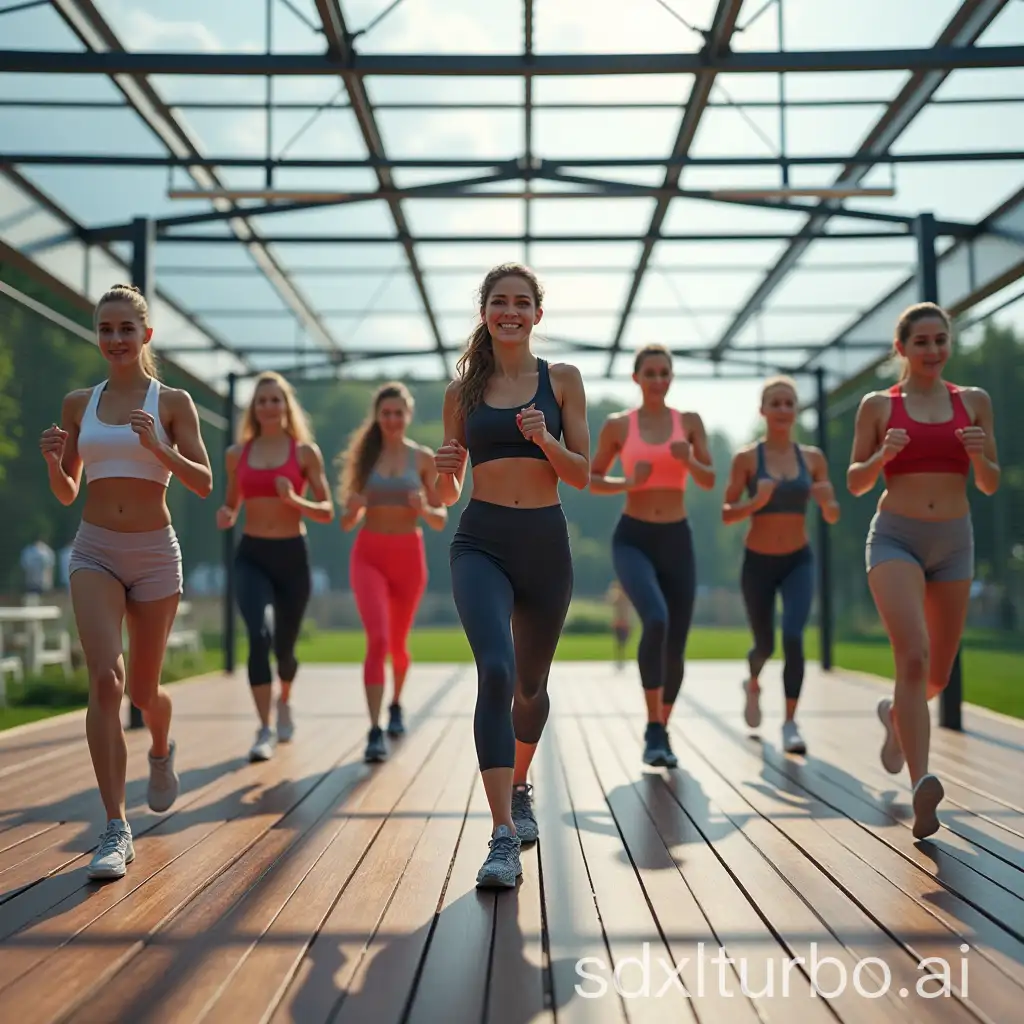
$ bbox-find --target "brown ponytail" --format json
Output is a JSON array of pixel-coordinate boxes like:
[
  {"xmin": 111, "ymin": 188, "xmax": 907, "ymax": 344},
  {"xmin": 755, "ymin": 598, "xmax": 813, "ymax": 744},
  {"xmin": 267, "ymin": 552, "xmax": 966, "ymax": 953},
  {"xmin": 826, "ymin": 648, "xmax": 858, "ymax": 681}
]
[{"xmin": 335, "ymin": 381, "xmax": 413, "ymax": 501}]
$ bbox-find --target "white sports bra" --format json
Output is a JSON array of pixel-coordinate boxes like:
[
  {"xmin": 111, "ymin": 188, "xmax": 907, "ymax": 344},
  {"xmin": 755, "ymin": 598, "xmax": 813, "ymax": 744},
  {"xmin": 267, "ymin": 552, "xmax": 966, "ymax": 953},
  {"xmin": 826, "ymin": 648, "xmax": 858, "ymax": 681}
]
[{"xmin": 78, "ymin": 378, "xmax": 172, "ymax": 487}]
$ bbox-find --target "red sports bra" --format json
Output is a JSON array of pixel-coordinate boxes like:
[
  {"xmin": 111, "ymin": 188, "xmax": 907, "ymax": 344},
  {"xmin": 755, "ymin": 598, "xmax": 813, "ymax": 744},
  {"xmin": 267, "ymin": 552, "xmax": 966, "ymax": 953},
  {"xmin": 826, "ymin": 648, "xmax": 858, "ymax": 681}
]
[
  {"xmin": 883, "ymin": 382, "xmax": 972, "ymax": 479},
  {"xmin": 236, "ymin": 438, "xmax": 308, "ymax": 499}
]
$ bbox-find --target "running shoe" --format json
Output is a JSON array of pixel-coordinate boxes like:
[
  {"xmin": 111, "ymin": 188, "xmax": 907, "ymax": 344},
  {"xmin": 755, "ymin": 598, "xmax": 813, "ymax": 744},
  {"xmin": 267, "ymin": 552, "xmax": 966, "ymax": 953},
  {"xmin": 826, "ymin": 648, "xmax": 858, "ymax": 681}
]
[
  {"xmin": 147, "ymin": 739, "xmax": 179, "ymax": 812},
  {"xmin": 912, "ymin": 774, "xmax": 944, "ymax": 839},
  {"xmin": 511, "ymin": 783, "xmax": 539, "ymax": 843},
  {"xmin": 781, "ymin": 720, "xmax": 806, "ymax": 755},
  {"xmin": 364, "ymin": 725, "xmax": 387, "ymax": 763},
  {"xmin": 743, "ymin": 678, "xmax": 762, "ymax": 729},
  {"xmin": 386, "ymin": 702, "xmax": 405, "ymax": 737},
  {"xmin": 249, "ymin": 726, "xmax": 275, "ymax": 762},
  {"xmin": 660, "ymin": 726, "xmax": 679, "ymax": 769},
  {"xmin": 642, "ymin": 722, "xmax": 669, "ymax": 767},
  {"xmin": 276, "ymin": 698, "xmax": 294, "ymax": 743},
  {"xmin": 877, "ymin": 697, "xmax": 904, "ymax": 774},
  {"xmin": 88, "ymin": 820, "xmax": 134, "ymax": 881},
  {"xmin": 476, "ymin": 825, "xmax": 522, "ymax": 889}
]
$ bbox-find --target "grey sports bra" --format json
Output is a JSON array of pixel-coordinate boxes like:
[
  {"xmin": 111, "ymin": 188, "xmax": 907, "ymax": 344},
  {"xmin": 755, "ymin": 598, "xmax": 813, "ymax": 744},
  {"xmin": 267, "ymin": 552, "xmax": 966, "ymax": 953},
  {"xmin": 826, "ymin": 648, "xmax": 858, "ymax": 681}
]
[
  {"xmin": 364, "ymin": 446, "xmax": 421, "ymax": 507},
  {"xmin": 747, "ymin": 442, "xmax": 811, "ymax": 516}
]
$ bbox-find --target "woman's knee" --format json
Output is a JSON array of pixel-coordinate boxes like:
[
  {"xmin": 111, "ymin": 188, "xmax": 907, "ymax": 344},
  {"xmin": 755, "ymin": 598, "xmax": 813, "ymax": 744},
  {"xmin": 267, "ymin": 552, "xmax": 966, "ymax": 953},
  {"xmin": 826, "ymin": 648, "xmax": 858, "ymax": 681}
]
[
  {"xmin": 893, "ymin": 643, "xmax": 929, "ymax": 682},
  {"xmin": 89, "ymin": 663, "xmax": 125, "ymax": 713}
]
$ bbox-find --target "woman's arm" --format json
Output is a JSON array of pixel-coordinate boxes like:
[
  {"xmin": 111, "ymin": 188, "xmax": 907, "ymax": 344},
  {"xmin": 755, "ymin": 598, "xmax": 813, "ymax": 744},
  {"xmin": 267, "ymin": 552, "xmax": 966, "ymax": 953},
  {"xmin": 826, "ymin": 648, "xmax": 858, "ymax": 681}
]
[
  {"xmin": 339, "ymin": 492, "xmax": 366, "ymax": 531},
  {"xmin": 216, "ymin": 445, "xmax": 242, "ymax": 529},
  {"xmin": 281, "ymin": 443, "xmax": 334, "ymax": 523},
  {"xmin": 846, "ymin": 392, "xmax": 900, "ymax": 497},
  {"xmin": 589, "ymin": 416, "xmax": 635, "ymax": 494},
  {"xmin": 721, "ymin": 449, "xmax": 771, "ymax": 524},
  {"xmin": 40, "ymin": 391, "xmax": 86, "ymax": 506},
  {"xmin": 531, "ymin": 364, "xmax": 589, "ymax": 489},
  {"xmin": 415, "ymin": 447, "xmax": 448, "ymax": 530},
  {"xmin": 805, "ymin": 446, "xmax": 841, "ymax": 524},
  {"xmin": 435, "ymin": 382, "xmax": 469, "ymax": 507},
  {"xmin": 961, "ymin": 388, "xmax": 1000, "ymax": 495},
  {"xmin": 142, "ymin": 389, "xmax": 213, "ymax": 498},
  {"xmin": 680, "ymin": 412, "xmax": 715, "ymax": 490}
]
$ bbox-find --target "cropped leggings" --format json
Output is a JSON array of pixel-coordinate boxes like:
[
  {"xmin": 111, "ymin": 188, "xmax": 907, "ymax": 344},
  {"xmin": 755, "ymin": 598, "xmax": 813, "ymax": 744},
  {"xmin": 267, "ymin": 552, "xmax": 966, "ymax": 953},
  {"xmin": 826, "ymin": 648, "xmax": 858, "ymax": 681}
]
[
  {"xmin": 235, "ymin": 534, "xmax": 311, "ymax": 688},
  {"xmin": 612, "ymin": 515, "xmax": 696, "ymax": 707},
  {"xmin": 740, "ymin": 545, "xmax": 814, "ymax": 701},
  {"xmin": 450, "ymin": 500, "xmax": 573, "ymax": 772},
  {"xmin": 350, "ymin": 528, "xmax": 427, "ymax": 687}
]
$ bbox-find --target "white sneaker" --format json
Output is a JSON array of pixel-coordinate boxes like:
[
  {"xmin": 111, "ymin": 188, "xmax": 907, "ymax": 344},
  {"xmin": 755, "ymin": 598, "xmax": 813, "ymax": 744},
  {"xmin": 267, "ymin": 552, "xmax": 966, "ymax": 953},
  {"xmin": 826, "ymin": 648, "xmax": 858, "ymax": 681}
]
[
  {"xmin": 148, "ymin": 740, "xmax": 179, "ymax": 812},
  {"xmin": 743, "ymin": 679, "xmax": 762, "ymax": 729},
  {"xmin": 877, "ymin": 698, "xmax": 904, "ymax": 774},
  {"xmin": 782, "ymin": 720, "xmax": 806, "ymax": 755},
  {"xmin": 88, "ymin": 820, "xmax": 135, "ymax": 881},
  {"xmin": 276, "ymin": 699, "xmax": 294, "ymax": 743},
  {"xmin": 249, "ymin": 725, "xmax": 275, "ymax": 762}
]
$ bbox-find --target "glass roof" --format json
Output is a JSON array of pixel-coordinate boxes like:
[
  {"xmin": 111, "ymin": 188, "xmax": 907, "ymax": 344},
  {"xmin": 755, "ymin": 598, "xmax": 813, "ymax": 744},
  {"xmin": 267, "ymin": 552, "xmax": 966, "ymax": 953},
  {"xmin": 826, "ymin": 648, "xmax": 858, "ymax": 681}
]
[{"xmin": 2, "ymin": 0, "xmax": 1023, "ymax": 440}]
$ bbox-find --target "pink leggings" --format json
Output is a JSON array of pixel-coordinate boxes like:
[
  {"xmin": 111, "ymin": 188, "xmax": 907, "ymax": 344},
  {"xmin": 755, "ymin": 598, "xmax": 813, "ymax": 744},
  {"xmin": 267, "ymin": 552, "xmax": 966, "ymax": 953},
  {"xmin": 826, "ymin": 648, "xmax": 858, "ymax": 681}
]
[{"xmin": 350, "ymin": 529, "xmax": 427, "ymax": 687}]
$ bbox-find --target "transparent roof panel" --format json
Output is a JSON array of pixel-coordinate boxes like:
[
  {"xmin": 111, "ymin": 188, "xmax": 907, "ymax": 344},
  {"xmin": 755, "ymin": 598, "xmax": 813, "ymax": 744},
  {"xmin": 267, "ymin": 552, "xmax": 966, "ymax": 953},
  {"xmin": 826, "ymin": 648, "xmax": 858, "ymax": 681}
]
[
  {"xmin": 534, "ymin": 109, "xmax": 686, "ymax": 161},
  {"xmin": 348, "ymin": 0, "xmax": 524, "ymax": 54},
  {"xmin": 1, "ymin": 1, "xmax": 84, "ymax": 50},
  {"xmin": 531, "ymin": 75, "xmax": 693, "ymax": 106}
]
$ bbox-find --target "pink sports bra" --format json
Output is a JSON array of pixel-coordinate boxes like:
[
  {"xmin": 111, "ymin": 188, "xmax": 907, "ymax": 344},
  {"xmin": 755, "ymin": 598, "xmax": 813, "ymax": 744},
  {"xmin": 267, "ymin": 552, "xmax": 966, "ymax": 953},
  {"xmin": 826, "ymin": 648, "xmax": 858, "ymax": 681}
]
[{"xmin": 619, "ymin": 408, "xmax": 689, "ymax": 492}]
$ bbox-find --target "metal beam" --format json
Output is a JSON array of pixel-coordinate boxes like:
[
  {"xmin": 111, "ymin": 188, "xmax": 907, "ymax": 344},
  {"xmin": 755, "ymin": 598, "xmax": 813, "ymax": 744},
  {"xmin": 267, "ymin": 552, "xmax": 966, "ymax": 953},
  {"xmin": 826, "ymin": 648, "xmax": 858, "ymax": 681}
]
[
  {"xmin": 48, "ymin": 0, "xmax": 341, "ymax": 361},
  {"xmin": 708, "ymin": 0, "xmax": 1013, "ymax": 361},
  {"xmin": 605, "ymin": 0, "xmax": 745, "ymax": 375},
  {"xmin": 313, "ymin": 0, "xmax": 449, "ymax": 377},
  {"xmin": 1, "ymin": 44, "xmax": 1023, "ymax": 76}
]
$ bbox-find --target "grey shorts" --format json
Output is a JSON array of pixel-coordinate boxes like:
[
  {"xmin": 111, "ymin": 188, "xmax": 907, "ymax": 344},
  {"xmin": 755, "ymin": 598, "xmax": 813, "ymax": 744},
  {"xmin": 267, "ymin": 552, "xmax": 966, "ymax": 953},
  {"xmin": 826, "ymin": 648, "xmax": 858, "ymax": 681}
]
[
  {"xmin": 865, "ymin": 509, "xmax": 973, "ymax": 582},
  {"xmin": 69, "ymin": 521, "xmax": 183, "ymax": 602}
]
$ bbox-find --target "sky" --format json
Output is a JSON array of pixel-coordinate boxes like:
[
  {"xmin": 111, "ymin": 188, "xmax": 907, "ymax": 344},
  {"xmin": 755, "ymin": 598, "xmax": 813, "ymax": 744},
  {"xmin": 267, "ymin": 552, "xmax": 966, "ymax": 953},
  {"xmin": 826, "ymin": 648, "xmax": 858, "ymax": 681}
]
[{"xmin": 1, "ymin": 0, "xmax": 1023, "ymax": 445}]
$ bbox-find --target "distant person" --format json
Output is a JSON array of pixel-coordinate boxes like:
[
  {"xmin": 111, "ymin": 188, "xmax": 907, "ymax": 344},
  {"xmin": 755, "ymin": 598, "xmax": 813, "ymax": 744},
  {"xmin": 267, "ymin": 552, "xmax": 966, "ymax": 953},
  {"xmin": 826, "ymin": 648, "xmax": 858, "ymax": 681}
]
[
  {"xmin": 39, "ymin": 283, "xmax": 213, "ymax": 881},
  {"xmin": 721, "ymin": 375, "xmax": 840, "ymax": 756},
  {"xmin": 20, "ymin": 538, "xmax": 55, "ymax": 603},
  {"xmin": 847, "ymin": 302, "xmax": 1000, "ymax": 840},
  {"xmin": 337, "ymin": 381, "xmax": 447, "ymax": 764},
  {"xmin": 216, "ymin": 371, "xmax": 333, "ymax": 762},
  {"xmin": 606, "ymin": 580, "xmax": 632, "ymax": 669},
  {"xmin": 435, "ymin": 262, "xmax": 589, "ymax": 889},
  {"xmin": 589, "ymin": 345, "xmax": 715, "ymax": 769}
]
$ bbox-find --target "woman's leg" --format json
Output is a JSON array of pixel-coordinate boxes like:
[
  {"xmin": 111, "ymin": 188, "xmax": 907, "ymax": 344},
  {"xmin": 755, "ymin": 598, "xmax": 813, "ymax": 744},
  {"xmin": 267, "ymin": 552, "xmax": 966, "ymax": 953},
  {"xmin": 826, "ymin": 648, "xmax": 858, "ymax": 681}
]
[
  {"xmin": 924, "ymin": 581, "xmax": 972, "ymax": 700},
  {"xmin": 270, "ymin": 542, "xmax": 312, "ymax": 739},
  {"xmin": 234, "ymin": 549, "xmax": 277, "ymax": 760},
  {"xmin": 384, "ymin": 536, "xmax": 427, "ymax": 735},
  {"xmin": 125, "ymin": 591, "xmax": 181, "ymax": 810},
  {"xmin": 658, "ymin": 522, "xmax": 697, "ymax": 728},
  {"xmin": 350, "ymin": 539, "xmax": 391, "ymax": 760},
  {"xmin": 779, "ymin": 550, "xmax": 814, "ymax": 719},
  {"xmin": 739, "ymin": 550, "xmax": 777, "ymax": 730}
]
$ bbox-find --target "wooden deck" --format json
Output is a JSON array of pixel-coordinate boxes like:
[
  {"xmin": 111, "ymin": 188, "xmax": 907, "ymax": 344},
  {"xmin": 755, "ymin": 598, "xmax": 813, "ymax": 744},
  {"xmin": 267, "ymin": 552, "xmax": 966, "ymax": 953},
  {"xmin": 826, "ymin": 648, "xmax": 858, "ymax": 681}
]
[{"xmin": 0, "ymin": 659, "xmax": 1021, "ymax": 1023}]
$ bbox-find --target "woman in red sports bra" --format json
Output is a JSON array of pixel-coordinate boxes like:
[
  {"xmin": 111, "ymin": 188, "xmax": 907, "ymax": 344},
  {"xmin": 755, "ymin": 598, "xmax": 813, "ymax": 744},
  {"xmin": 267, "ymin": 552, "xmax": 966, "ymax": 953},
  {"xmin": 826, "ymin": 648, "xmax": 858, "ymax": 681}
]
[
  {"xmin": 216, "ymin": 372, "xmax": 333, "ymax": 762},
  {"xmin": 848, "ymin": 302, "xmax": 1000, "ymax": 839},
  {"xmin": 590, "ymin": 344, "xmax": 715, "ymax": 769}
]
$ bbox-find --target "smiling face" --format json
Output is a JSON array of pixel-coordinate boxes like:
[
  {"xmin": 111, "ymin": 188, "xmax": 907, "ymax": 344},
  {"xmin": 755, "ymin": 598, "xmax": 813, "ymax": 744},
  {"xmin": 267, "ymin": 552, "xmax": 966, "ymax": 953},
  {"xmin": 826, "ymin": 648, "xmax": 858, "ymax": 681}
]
[
  {"xmin": 897, "ymin": 315, "xmax": 951, "ymax": 381},
  {"xmin": 484, "ymin": 274, "xmax": 543, "ymax": 347},
  {"xmin": 633, "ymin": 351, "xmax": 673, "ymax": 401},
  {"xmin": 95, "ymin": 300, "xmax": 152, "ymax": 369},
  {"xmin": 761, "ymin": 382, "xmax": 798, "ymax": 432},
  {"xmin": 253, "ymin": 379, "xmax": 288, "ymax": 432},
  {"xmin": 376, "ymin": 395, "xmax": 410, "ymax": 440}
]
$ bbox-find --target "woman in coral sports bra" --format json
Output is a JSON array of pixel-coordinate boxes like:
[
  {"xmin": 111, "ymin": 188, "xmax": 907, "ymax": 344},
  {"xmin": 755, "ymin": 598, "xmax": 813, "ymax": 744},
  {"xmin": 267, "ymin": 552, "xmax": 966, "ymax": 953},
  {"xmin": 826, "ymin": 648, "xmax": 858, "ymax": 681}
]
[
  {"xmin": 216, "ymin": 372, "xmax": 333, "ymax": 763},
  {"xmin": 590, "ymin": 344, "xmax": 715, "ymax": 768},
  {"xmin": 848, "ymin": 302, "xmax": 1000, "ymax": 839}
]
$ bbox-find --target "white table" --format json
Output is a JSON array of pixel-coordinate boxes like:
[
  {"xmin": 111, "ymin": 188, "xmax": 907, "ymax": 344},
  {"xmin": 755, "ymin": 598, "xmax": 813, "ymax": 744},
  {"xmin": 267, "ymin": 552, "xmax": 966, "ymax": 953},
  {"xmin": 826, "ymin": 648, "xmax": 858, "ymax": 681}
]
[{"xmin": 0, "ymin": 605, "xmax": 62, "ymax": 677}]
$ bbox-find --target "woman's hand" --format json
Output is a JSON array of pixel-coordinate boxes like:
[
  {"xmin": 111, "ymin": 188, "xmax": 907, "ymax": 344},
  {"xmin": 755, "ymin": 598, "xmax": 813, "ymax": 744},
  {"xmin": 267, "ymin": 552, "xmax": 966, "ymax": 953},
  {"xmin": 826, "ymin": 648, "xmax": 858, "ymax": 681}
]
[
  {"xmin": 216, "ymin": 505, "xmax": 237, "ymax": 530},
  {"xmin": 669, "ymin": 439, "xmax": 691, "ymax": 464},
  {"xmin": 275, "ymin": 475, "xmax": 297, "ymax": 504},
  {"xmin": 517, "ymin": 404, "xmax": 549, "ymax": 446},
  {"xmin": 129, "ymin": 408, "xmax": 163, "ymax": 452},
  {"xmin": 40, "ymin": 423, "xmax": 68, "ymax": 467},
  {"xmin": 435, "ymin": 438, "xmax": 468, "ymax": 475}
]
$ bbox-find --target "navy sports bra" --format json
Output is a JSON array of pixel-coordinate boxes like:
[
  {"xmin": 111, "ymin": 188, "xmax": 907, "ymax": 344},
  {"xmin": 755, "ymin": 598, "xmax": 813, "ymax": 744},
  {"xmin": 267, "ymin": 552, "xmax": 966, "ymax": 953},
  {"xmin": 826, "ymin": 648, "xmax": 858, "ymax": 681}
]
[
  {"xmin": 747, "ymin": 442, "xmax": 811, "ymax": 516},
  {"xmin": 464, "ymin": 358, "xmax": 563, "ymax": 467}
]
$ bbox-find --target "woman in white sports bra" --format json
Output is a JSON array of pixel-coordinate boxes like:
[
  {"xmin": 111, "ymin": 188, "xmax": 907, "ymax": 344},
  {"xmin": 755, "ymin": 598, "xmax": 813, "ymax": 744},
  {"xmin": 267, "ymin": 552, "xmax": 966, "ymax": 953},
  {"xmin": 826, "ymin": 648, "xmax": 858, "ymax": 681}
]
[{"xmin": 39, "ymin": 284, "xmax": 213, "ymax": 883}]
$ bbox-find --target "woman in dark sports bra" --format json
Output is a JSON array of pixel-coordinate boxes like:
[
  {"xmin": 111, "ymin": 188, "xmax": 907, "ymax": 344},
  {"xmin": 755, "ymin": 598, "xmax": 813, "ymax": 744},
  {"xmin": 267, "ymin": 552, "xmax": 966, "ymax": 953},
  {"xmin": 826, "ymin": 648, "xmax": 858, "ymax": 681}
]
[
  {"xmin": 722, "ymin": 375, "xmax": 840, "ymax": 754},
  {"xmin": 337, "ymin": 382, "xmax": 447, "ymax": 764},
  {"xmin": 435, "ymin": 262, "xmax": 590, "ymax": 890}
]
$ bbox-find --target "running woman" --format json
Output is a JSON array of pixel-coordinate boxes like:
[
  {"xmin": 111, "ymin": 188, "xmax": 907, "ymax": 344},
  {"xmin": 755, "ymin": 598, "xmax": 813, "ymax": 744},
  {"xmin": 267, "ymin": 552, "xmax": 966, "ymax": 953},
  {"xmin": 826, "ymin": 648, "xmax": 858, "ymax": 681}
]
[
  {"xmin": 216, "ymin": 371, "xmax": 333, "ymax": 762},
  {"xmin": 39, "ymin": 283, "xmax": 213, "ymax": 881},
  {"xmin": 589, "ymin": 344, "xmax": 715, "ymax": 768},
  {"xmin": 847, "ymin": 302, "xmax": 999, "ymax": 839},
  {"xmin": 435, "ymin": 263, "xmax": 589, "ymax": 889},
  {"xmin": 722, "ymin": 375, "xmax": 841, "ymax": 755},
  {"xmin": 337, "ymin": 382, "xmax": 447, "ymax": 764}
]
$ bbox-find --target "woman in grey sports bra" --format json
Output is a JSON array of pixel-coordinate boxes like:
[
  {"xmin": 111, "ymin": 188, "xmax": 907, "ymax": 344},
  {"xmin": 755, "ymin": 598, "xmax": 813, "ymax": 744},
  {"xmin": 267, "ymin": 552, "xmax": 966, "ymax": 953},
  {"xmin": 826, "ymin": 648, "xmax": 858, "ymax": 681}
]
[
  {"xmin": 337, "ymin": 382, "xmax": 447, "ymax": 764},
  {"xmin": 722, "ymin": 375, "xmax": 840, "ymax": 756}
]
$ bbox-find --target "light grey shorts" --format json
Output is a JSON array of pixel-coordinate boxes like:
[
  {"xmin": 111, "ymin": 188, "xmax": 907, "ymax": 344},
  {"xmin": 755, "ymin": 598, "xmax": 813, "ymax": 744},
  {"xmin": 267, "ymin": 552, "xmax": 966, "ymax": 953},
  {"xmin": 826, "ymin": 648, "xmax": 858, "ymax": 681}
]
[
  {"xmin": 865, "ymin": 509, "xmax": 973, "ymax": 583},
  {"xmin": 69, "ymin": 521, "xmax": 183, "ymax": 602}
]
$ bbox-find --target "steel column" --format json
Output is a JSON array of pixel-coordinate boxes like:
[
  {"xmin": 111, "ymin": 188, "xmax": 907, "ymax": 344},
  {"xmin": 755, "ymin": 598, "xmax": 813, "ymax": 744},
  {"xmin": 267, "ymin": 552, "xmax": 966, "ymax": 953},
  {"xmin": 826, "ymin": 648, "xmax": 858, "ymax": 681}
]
[
  {"xmin": 815, "ymin": 366, "xmax": 833, "ymax": 671},
  {"xmin": 223, "ymin": 373, "xmax": 237, "ymax": 675}
]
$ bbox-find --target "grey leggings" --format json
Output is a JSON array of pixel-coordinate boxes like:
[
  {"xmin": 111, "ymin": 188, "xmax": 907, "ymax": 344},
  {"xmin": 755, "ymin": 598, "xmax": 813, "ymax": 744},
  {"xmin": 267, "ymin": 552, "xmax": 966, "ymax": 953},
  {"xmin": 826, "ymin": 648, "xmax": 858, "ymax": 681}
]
[{"xmin": 450, "ymin": 500, "xmax": 573, "ymax": 772}]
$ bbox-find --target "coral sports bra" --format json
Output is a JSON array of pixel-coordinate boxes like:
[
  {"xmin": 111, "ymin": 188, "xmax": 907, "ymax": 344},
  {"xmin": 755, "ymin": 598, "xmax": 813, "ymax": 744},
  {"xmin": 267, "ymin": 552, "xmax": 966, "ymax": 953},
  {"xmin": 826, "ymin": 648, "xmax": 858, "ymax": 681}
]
[
  {"xmin": 78, "ymin": 378, "xmax": 171, "ymax": 487},
  {"xmin": 236, "ymin": 438, "xmax": 307, "ymax": 499},
  {"xmin": 883, "ymin": 382, "xmax": 972, "ymax": 480},
  {"xmin": 619, "ymin": 408, "xmax": 689, "ymax": 491}
]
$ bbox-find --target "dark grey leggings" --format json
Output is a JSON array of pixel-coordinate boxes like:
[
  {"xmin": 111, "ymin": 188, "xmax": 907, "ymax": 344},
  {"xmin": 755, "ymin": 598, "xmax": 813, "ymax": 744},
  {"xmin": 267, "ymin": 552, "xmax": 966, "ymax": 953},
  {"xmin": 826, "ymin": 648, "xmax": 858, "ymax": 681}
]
[
  {"xmin": 611, "ymin": 515, "xmax": 696, "ymax": 707},
  {"xmin": 740, "ymin": 545, "xmax": 814, "ymax": 700},
  {"xmin": 450, "ymin": 500, "xmax": 573, "ymax": 772},
  {"xmin": 235, "ymin": 534, "xmax": 311, "ymax": 688}
]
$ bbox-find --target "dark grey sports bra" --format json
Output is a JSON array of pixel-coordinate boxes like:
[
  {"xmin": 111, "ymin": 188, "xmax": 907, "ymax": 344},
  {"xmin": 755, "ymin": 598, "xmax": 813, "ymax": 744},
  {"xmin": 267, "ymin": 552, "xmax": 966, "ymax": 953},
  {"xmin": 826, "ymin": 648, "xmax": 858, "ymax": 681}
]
[
  {"xmin": 364, "ymin": 447, "xmax": 420, "ymax": 507},
  {"xmin": 747, "ymin": 442, "xmax": 811, "ymax": 516}
]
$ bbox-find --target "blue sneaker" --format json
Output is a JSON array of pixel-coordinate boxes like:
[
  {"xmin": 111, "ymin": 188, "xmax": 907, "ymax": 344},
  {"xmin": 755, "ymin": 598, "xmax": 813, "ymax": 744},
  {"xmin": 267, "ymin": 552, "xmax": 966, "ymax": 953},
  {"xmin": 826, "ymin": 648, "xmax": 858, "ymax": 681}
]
[
  {"xmin": 364, "ymin": 726, "xmax": 387, "ymax": 763},
  {"xmin": 386, "ymin": 703, "xmax": 405, "ymax": 737},
  {"xmin": 643, "ymin": 722, "xmax": 670, "ymax": 767},
  {"xmin": 476, "ymin": 825, "xmax": 522, "ymax": 889}
]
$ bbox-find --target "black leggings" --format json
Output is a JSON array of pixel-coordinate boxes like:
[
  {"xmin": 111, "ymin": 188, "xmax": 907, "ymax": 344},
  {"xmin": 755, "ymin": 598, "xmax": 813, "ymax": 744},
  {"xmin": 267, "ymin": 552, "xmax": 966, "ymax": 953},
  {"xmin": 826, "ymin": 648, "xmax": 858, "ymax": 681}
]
[
  {"xmin": 450, "ymin": 500, "xmax": 573, "ymax": 772},
  {"xmin": 235, "ymin": 534, "xmax": 312, "ymax": 688},
  {"xmin": 611, "ymin": 515, "xmax": 696, "ymax": 706},
  {"xmin": 740, "ymin": 545, "xmax": 814, "ymax": 701}
]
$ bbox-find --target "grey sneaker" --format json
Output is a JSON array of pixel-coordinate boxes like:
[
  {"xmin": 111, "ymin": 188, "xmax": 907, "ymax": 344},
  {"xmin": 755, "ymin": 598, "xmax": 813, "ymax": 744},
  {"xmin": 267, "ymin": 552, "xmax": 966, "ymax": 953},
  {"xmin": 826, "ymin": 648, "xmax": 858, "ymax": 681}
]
[
  {"xmin": 912, "ymin": 774, "xmax": 944, "ymax": 839},
  {"xmin": 476, "ymin": 825, "xmax": 522, "ymax": 889},
  {"xmin": 743, "ymin": 678, "xmax": 762, "ymax": 729},
  {"xmin": 276, "ymin": 699, "xmax": 294, "ymax": 743},
  {"xmin": 782, "ymin": 720, "xmax": 806, "ymax": 755},
  {"xmin": 364, "ymin": 726, "xmax": 387, "ymax": 763},
  {"xmin": 877, "ymin": 698, "xmax": 904, "ymax": 774},
  {"xmin": 249, "ymin": 726, "xmax": 275, "ymax": 762},
  {"xmin": 511, "ymin": 783, "xmax": 538, "ymax": 843},
  {"xmin": 88, "ymin": 820, "xmax": 135, "ymax": 881},
  {"xmin": 147, "ymin": 740, "xmax": 179, "ymax": 812}
]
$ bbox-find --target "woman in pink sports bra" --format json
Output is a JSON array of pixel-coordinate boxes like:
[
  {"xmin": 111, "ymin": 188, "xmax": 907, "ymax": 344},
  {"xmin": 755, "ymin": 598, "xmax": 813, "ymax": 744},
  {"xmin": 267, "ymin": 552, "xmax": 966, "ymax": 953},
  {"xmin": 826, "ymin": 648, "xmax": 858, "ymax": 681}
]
[
  {"xmin": 217, "ymin": 371, "xmax": 333, "ymax": 763},
  {"xmin": 590, "ymin": 344, "xmax": 715, "ymax": 768}
]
